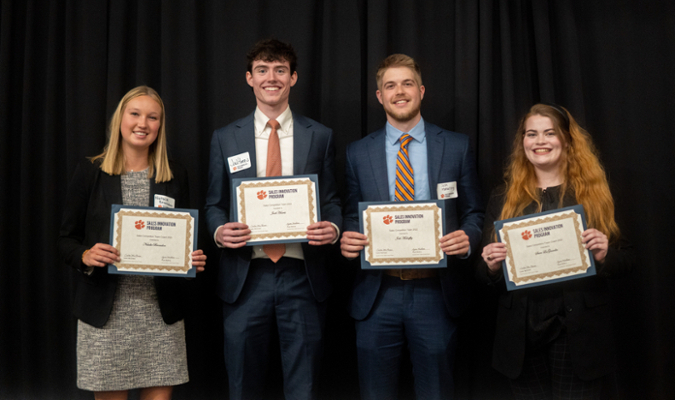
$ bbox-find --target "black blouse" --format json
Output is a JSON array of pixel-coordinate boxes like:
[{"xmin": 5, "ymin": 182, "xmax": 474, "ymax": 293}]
[{"xmin": 522, "ymin": 186, "xmax": 573, "ymax": 351}]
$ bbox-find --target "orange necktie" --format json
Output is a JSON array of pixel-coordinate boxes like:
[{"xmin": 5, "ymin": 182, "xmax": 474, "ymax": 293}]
[
  {"xmin": 263, "ymin": 119, "xmax": 285, "ymax": 262},
  {"xmin": 394, "ymin": 133, "xmax": 415, "ymax": 201}
]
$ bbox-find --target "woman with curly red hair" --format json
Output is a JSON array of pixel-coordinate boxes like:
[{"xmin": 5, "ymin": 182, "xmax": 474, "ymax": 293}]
[{"xmin": 478, "ymin": 104, "xmax": 634, "ymax": 399}]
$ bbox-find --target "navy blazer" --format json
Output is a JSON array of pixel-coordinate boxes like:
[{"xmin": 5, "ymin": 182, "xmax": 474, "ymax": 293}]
[
  {"xmin": 344, "ymin": 122, "xmax": 484, "ymax": 320},
  {"xmin": 204, "ymin": 112, "xmax": 342, "ymax": 304},
  {"xmin": 58, "ymin": 158, "xmax": 191, "ymax": 328}
]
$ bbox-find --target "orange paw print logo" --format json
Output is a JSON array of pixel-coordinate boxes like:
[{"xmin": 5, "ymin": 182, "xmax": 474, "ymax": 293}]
[
  {"xmin": 135, "ymin": 220, "xmax": 145, "ymax": 230},
  {"xmin": 257, "ymin": 190, "xmax": 267, "ymax": 200},
  {"xmin": 383, "ymin": 215, "xmax": 393, "ymax": 225},
  {"xmin": 521, "ymin": 230, "xmax": 532, "ymax": 240}
]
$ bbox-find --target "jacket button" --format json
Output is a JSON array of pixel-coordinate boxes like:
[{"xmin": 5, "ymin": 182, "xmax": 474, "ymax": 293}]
[{"xmin": 567, "ymin": 306, "xmax": 573, "ymax": 312}]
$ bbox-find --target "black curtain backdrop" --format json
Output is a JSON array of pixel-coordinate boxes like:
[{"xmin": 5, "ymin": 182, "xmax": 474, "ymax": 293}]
[{"xmin": 1, "ymin": 1, "xmax": 673, "ymax": 399}]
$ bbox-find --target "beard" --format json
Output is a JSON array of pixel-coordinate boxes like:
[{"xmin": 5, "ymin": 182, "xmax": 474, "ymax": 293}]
[{"xmin": 384, "ymin": 102, "xmax": 421, "ymax": 123}]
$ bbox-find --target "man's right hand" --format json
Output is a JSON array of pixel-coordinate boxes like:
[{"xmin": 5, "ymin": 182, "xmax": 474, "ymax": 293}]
[
  {"xmin": 340, "ymin": 231, "xmax": 369, "ymax": 259},
  {"xmin": 216, "ymin": 222, "xmax": 251, "ymax": 248}
]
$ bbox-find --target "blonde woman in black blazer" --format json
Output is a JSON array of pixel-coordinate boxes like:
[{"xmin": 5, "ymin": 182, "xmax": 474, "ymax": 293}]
[{"xmin": 58, "ymin": 86, "xmax": 205, "ymax": 400}]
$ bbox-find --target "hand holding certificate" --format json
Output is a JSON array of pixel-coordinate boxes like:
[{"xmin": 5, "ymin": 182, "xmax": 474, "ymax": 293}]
[
  {"xmin": 495, "ymin": 205, "xmax": 596, "ymax": 290},
  {"xmin": 108, "ymin": 205, "xmax": 198, "ymax": 277},
  {"xmin": 232, "ymin": 175, "xmax": 320, "ymax": 245},
  {"xmin": 359, "ymin": 201, "xmax": 446, "ymax": 269}
]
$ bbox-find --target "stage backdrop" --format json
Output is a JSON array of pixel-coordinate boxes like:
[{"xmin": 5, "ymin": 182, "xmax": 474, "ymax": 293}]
[{"xmin": 1, "ymin": 1, "xmax": 673, "ymax": 399}]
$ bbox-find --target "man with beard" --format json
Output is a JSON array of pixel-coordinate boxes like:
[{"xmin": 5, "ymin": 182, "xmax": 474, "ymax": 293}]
[{"xmin": 340, "ymin": 54, "xmax": 484, "ymax": 399}]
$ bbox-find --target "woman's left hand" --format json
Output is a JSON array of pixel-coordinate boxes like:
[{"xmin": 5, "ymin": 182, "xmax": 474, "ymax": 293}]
[
  {"xmin": 191, "ymin": 249, "xmax": 207, "ymax": 272},
  {"xmin": 582, "ymin": 228, "xmax": 608, "ymax": 263}
]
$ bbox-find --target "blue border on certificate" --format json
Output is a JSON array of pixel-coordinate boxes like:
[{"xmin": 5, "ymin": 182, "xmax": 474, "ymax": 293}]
[
  {"xmin": 108, "ymin": 205, "xmax": 198, "ymax": 278},
  {"xmin": 231, "ymin": 174, "xmax": 320, "ymax": 245},
  {"xmin": 494, "ymin": 204, "xmax": 596, "ymax": 291},
  {"xmin": 358, "ymin": 200, "xmax": 447, "ymax": 270}
]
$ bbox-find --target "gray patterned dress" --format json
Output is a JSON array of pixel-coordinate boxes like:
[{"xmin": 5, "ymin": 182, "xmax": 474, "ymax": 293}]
[{"xmin": 76, "ymin": 169, "xmax": 188, "ymax": 391}]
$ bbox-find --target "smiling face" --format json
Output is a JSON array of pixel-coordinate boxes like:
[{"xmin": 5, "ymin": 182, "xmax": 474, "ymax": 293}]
[
  {"xmin": 523, "ymin": 114, "xmax": 566, "ymax": 174},
  {"xmin": 120, "ymin": 95, "xmax": 161, "ymax": 154},
  {"xmin": 376, "ymin": 66, "xmax": 425, "ymax": 128},
  {"xmin": 246, "ymin": 59, "xmax": 297, "ymax": 116}
]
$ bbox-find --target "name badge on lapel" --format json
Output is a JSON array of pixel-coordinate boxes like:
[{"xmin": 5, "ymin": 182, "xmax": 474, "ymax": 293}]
[
  {"xmin": 154, "ymin": 194, "xmax": 175, "ymax": 208},
  {"xmin": 437, "ymin": 181, "xmax": 458, "ymax": 199},
  {"xmin": 228, "ymin": 152, "xmax": 251, "ymax": 173}
]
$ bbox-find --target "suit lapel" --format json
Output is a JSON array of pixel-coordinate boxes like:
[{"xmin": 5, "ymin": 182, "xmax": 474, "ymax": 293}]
[
  {"xmin": 100, "ymin": 172, "xmax": 123, "ymax": 206},
  {"xmin": 233, "ymin": 114, "xmax": 258, "ymax": 179},
  {"xmin": 149, "ymin": 177, "xmax": 167, "ymax": 207},
  {"xmin": 293, "ymin": 114, "xmax": 312, "ymax": 175},
  {"xmin": 368, "ymin": 129, "xmax": 390, "ymax": 201},
  {"xmin": 426, "ymin": 123, "xmax": 444, "ymax": 199}
]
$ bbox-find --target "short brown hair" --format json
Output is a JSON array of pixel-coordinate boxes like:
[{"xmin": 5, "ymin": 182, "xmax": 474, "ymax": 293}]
[
  {"xmin": 376, "ymin": 54, "xmax": 422, "ymax": 90},
  {"xmin": 246, "ymin": 39, "xmax": 298, "ymax": 74}
]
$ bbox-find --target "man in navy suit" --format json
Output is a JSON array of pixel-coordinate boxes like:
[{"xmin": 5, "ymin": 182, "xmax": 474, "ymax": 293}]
[
  {"xmin": 340, "ymin": 54, "xmax": 484, "ymax": 399},
  {"xmin": 205, "ymin": 39, "xmax": 341, "ymax": 400}
]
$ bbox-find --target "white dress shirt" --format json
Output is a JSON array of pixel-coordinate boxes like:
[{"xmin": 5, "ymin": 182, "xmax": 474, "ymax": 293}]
[
  {"xmin": 251, "ymin": 106, "xmax": 304, "ymax": 260},
  {"xmin": 214, "ymin": 106, "xmax": 338, "ymax": 258}
]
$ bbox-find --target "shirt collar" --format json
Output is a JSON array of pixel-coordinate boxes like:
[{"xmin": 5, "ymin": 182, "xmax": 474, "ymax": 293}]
[
  {"xmin": 385, "ymin": 117, "xmax": 426, "ymax": 145},
  {"xmin": 254, "ymin": 106, "xmax": 293, "ymax": 137}
]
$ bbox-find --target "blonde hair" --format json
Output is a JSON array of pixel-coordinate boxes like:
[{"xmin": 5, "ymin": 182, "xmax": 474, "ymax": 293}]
[
  {"xmin": 500, "ymin": 104, "xmax": 620, "ymax": 241},
  {"xmin": 91, "ymin": 85, "xmax": 173, "ymax": 182},
  {"xmin": 376, "ymin": 54, "xmax": 423, "ymax": 90}
]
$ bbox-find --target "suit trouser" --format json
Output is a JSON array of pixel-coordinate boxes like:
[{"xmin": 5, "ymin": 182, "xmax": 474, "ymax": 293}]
[
  {"xmin": 222, "ymin": 257, "xmax": 326, "ymax": 400},
  {"xmin": 355, "ymin": 275, "xmax": 458, "ymax": 400}
]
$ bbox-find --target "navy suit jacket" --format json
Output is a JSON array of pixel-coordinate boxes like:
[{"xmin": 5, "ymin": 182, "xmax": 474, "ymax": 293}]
[
  {"xmin": 58, "ymin": 158, "xmax": 191, "ymax": 327},
  {"xmin": 344, "ymin": 122, "xmax": 484, "ymax": 320},
  {"xmin": 205, "ymin": 112, "xmax": 342, "ymax": 304}
]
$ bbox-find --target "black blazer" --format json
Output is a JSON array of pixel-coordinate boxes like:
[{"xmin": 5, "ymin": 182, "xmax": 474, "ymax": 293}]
[
  {"xmin": 58, "ymin": 158, "xmax": 191, "ymax": 328},
  {"xmin": 477, "ymin": 186, "xmax": 635, "ymax": 380}
]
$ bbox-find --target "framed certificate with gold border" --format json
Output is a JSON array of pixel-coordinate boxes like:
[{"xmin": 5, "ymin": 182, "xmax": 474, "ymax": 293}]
[
  {"xmin": 495, "ymin": 205, "xmax": 596, "ymax": 291},
  {"xmin": 231, "ymin": 175, "xmax": 320, "ymax": 245},
  {"xmin": 359, "ymin": 200, "xmax": 446, "ymax": 269},
  {"xmin": 108, "ymin": 205, "xmax": 198, "ymax": 277}
]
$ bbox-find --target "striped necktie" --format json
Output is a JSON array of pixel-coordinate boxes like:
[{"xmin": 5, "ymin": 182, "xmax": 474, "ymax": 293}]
[{"xmin": 395, "ymin": 133, "xmax": 415, "ymax": 201}]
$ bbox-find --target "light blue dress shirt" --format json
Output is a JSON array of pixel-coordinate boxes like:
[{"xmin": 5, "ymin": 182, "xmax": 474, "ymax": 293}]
[
  {"xmin": 385, "ymin": 118, "xmax": 430, "ymax": 201},
  {"xmin": 385, "ymin": 117, "xmax": 471, "ymax": 257}
]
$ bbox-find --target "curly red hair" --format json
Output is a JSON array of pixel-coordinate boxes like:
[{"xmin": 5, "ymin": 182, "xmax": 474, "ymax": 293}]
[{"xmin": 500, "ymin": 104, "xmax": 620, "ymax": 241}]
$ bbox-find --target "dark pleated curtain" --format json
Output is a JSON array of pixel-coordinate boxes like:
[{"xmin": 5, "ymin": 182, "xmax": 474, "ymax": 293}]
[{"xmin": 1, "ymin": 1, "xmax": 673, "ymax": 399}]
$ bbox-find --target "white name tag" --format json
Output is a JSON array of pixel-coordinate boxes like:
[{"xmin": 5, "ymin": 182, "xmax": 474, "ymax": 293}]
[
  {"xmin": 154, "ymin": 194, "xmax": 176, "ymax": 208},
  {"xmin": 228, "ymin": 152, "xmax": 252, "ymax": 173},
  {"xmin": 437, "ymin": 181, "xmax": 458, "ymax": 199}
]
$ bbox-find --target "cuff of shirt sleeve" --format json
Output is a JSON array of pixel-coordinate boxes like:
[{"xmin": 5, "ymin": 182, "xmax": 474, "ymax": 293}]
[
  {"xmin": 214, "ymin": 225, "xmax": 225, "ymax": 248},
  {"xmin": 458, "ymin": 244, "xmax": 471, "ymax": 259},
  {"xmin": 330, "ymin": 223, "xmax": 340, "ymax": 245}
]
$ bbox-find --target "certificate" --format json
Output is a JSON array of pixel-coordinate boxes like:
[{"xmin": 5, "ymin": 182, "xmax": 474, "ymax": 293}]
[
  {"xmin": 232, "ymin": 175, "xmax": 320, "ymax": 245},
  {"xmin": 108, "ymin": 205, "xmax": 198, "ymax": 277},
  {"xmin": 359, "ymin": 200, "xmax": 446, "ymax": 269},
  {"xmin": 495, "ymin": 205, "xmax": 596, "ymax": 291}
]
